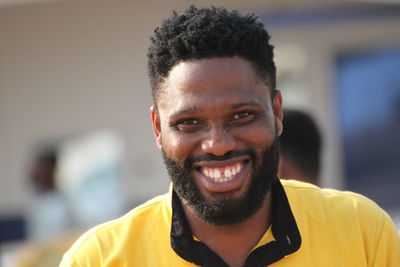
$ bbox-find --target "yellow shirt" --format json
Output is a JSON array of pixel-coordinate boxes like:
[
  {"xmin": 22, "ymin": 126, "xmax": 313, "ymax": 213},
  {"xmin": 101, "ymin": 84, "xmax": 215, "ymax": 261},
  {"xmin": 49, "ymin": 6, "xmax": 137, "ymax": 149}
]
[{"xmin": 60, "ymin": 180, "xmax": 400, "ymax": 266}]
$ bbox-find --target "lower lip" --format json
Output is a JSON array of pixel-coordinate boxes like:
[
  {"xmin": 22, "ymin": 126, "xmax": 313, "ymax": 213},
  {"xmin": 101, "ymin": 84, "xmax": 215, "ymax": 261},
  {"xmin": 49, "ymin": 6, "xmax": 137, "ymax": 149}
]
[{"xmin": 194, "ymin": 161, "xmax": 250, "ymax": 193}]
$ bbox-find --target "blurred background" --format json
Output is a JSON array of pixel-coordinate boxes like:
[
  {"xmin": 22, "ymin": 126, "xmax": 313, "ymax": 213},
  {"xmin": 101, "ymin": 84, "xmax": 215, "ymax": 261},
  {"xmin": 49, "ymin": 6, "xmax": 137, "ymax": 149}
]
[{"xmin": 0, "ymin": 0, "xmax": 399, "ymax": 266}]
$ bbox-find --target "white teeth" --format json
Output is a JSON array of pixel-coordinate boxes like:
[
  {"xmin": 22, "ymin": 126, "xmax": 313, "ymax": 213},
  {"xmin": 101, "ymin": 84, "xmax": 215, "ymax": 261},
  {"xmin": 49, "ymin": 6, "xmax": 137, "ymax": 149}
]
[
  {"xmin": 201, "ymin": 162, "xmax": 243, "ymax": 183},
  {"xmin": 236, "ymin": 164, "xmax": 241, "ymax": 173},
  {"xmin": 209, "ymin": 170, "xmax": 214, "ymax": 178},
  {"xmin": 216, "ymin": 178, "xmax": 228, "ymax": 183}
]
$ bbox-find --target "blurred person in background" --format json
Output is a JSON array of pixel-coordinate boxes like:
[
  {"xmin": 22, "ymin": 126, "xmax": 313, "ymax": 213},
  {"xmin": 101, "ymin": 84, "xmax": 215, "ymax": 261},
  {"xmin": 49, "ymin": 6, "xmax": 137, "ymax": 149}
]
[
  {"xmin": 60, "ymin": 5, "xmax": 400, "ymax": 267},
  {"xmin": 8, "ymin": 147, "xmax": 77, "ymax": 267},
  {"xmin": 279, "ymin": 109, "xmax": 321, "ymax": 185},
  {"xmin": 27, "ymin": 147, "xmax": 72, "ymax": 241}
]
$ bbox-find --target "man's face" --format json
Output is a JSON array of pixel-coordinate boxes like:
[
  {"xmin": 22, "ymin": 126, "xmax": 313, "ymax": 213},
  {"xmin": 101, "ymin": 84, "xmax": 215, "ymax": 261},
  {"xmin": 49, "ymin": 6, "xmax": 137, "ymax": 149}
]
[{"xmin": 151, "ymin": 56, "xmax": 283, "ymax": 225}]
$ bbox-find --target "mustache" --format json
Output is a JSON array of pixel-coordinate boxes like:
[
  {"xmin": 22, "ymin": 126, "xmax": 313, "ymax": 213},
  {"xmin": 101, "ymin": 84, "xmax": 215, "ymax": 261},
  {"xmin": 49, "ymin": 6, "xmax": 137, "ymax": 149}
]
[{"xmin": 184, "ymin": 149, "xmax": 256, "ymax": 169}]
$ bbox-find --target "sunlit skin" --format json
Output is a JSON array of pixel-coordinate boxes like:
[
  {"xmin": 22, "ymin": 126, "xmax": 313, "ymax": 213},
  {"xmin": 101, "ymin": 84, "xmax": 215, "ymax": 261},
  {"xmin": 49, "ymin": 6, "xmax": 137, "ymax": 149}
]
[{"xmin": 151, "ymin": 56, "xmax": 283, "ymax": 267}]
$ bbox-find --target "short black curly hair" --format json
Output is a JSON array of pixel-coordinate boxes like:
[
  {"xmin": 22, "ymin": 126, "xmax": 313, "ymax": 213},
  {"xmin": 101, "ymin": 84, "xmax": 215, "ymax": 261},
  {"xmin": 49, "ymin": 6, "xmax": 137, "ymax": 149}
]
[{"xmin": 147, "ymin": 5, "xmax": 276, "ymax": 104}]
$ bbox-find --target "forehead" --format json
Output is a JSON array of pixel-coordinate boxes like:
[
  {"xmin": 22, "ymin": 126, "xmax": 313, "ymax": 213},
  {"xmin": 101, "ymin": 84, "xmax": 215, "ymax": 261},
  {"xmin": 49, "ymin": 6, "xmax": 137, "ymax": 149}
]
[{"xmin": 157, "ymin": 57, "xmax": 271, "ymax": 111}]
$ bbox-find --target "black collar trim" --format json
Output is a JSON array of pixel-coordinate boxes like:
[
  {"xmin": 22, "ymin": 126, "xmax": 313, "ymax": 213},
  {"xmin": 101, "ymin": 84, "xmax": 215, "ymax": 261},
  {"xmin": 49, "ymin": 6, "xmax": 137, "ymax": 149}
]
[{"xmin": 170, "ymin": 178, "xmax": 301, "ymax": 267}]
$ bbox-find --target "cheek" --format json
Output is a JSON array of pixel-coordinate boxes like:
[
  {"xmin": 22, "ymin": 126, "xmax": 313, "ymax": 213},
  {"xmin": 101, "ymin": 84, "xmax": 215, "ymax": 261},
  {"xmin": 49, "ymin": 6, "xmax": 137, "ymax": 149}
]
[
  {"xmin": 235, "ymin": 123, "xmax": 276, "ymax": 148},
  {"xmin": 161, "ymin": 131, "xmax": 200, "ymax": 163}
]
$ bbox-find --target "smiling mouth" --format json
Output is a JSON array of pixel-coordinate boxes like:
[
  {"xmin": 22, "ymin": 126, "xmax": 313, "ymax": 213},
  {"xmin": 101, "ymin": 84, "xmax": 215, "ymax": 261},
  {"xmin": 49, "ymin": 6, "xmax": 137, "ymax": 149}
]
[
  {"xmin": 194, "ymin": 157, "xmax": 250, "ymax": 184},
  {"xmin": 200, "ymin": 162, "xmax": 243, "ymax": 182}
]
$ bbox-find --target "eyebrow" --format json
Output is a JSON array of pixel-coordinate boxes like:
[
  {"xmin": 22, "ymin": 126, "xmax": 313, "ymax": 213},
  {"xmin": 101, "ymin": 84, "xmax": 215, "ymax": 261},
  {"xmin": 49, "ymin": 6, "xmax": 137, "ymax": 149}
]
[
  {"xmin": 170, "ymin": 101, "xmax": 264, "ymax": 118},
  {"xmin": 230, "ymin": 101, "xmax": 264, "ymax": 109},
  {"xmin": 170, "ymin": 106, "xmax": 201, "ymax": 118}
]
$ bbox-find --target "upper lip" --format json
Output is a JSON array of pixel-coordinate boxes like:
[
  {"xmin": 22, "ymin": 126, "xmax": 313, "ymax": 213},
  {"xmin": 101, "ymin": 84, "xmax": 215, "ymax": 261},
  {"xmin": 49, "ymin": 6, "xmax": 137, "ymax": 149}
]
[{"xmin": 192, "ymin": 155, "xmax": 249, "ymax": 168}]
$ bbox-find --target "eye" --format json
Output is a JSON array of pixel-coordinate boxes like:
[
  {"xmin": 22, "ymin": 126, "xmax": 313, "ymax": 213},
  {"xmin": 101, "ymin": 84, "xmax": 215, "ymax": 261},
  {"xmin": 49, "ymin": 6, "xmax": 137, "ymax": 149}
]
[
  {"xmin": 174, "ymin": 118, "xmax": 203, "ymax": 132},
  {"xmin": 180, "ymin": 118, "xmax": 200, "ymax": 125},
  {"xmin": 232, "ymin": 111, "xmax": 252, "ymax": 120},
  {"xmin": 230, "ymin": 111, "xmax": 256, "ymax": 126}
]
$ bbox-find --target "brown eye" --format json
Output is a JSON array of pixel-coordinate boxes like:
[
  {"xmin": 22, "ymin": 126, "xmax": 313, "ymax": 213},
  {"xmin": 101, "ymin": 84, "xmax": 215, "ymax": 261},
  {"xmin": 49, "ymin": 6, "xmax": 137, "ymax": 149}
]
[
  {"xmin": 233, "ymin": 111, "xmax": 251, "ymax": 120},
  {"xmin": 179, "ymin": 118, "xmax": 200, "ymax": 126},
  {"xmin": 175, "ymin": 118, "xmax": 202, "ymax": 132},
  {"xmin": 230, "ymin": 111, "xmax": 256, "ymax": 126}
]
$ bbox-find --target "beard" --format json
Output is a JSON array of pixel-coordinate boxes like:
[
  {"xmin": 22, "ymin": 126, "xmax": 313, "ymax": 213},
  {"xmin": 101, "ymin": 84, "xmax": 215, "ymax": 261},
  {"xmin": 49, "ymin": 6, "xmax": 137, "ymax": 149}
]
[{"xmin": 162, "ymin": 136, "xmax": 280, "ymax": 226}]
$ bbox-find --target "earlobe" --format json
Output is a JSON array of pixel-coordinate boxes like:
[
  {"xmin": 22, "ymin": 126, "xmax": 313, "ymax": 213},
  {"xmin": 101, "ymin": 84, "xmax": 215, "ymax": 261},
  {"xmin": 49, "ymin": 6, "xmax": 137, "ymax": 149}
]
[
  {"xmin": 150, "ymin": 105, "xmax": 163, "ymax": 150},
  {"xmin": 272, "ymin": 90, "xmax": 283, "ymax": 136}
]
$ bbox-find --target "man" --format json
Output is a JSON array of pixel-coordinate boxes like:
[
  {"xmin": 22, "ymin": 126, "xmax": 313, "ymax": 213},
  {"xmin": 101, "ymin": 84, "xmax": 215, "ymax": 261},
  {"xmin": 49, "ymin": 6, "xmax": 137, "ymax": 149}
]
[
  {"xmin": 279, "ymin": 109, "xmax": 321, "ymax": 185},
  {"xmin": 60, "ymin": 6, "xmax": 399, "ymax": 267}
]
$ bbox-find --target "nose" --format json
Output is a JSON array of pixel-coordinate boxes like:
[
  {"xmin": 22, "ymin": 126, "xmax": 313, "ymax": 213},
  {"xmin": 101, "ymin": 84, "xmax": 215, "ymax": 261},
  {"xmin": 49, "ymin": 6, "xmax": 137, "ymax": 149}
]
[{"xmin": 201, "ymin": 126, "xmax": 236, "ymax": 156}]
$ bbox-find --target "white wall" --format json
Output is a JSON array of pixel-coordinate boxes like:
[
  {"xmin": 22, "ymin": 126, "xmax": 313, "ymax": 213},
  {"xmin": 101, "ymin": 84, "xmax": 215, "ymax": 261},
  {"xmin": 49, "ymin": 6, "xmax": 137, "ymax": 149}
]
[{"xmin": 0, "ymin": 0, "xmax": 186, "ymax": 213}]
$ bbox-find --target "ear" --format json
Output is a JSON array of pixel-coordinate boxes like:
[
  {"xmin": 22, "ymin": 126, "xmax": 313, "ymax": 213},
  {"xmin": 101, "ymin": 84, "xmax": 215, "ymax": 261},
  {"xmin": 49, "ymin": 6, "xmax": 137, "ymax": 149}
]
[
  {"xmin": 150, "ymin": 105, "xmax": 163, "ymax": 150},
  {"xmin": 272, "ymin": 90, "xmax": 283, "ymax": 136}
]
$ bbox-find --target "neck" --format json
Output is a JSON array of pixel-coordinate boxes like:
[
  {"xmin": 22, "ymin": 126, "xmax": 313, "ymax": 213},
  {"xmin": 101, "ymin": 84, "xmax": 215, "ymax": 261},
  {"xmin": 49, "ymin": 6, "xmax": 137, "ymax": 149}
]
[{"xmin": 182, "ymin": 192, "xmax": 272, "ymax": 267}]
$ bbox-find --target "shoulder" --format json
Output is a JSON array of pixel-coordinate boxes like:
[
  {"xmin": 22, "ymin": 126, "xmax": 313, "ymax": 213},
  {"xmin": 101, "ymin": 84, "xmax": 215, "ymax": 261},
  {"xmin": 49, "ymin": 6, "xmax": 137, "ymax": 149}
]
[
  {"xmin": 280, "ymin": 179, "xmax": 391, "ymax": 233},
  {"xmin": 281, "ymin": 179, "xmax": 383, "ymax": 215},
  {"xmin": 60, "ymin": 192, "xmax": 171, "ymax": 266},
  {"xmin": 281, "ymin": 179, "xmax": 396, "ymax": 242},
  {"xmin": 77, "ymin": 192, "xmax": 170, "ymax": 239},
  {"xmin": 280, "ymin": 179, "xmax": 400, "ymax": 264}
]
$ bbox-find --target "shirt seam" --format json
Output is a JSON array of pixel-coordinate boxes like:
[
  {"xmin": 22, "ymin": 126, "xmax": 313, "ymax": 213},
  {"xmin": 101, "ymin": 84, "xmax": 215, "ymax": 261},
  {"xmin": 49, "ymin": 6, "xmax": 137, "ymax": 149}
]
[{"xmin": 371, "ymin": 214, "xmax": 389, "ymax": 266}]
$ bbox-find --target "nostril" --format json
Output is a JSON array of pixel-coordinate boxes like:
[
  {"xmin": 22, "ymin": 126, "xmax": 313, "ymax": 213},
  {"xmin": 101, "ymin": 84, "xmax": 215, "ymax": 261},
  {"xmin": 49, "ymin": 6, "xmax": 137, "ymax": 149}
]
[{"xmin": 200, "ymin": 133, "xmax": 236, "ymax": 157}]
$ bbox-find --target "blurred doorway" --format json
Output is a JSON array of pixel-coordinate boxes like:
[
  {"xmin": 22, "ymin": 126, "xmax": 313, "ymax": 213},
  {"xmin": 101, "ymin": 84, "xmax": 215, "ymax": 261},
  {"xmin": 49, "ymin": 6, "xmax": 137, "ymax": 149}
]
[{"xmin": 336, "ymin": 46, "xmax": 400, "ymax": 214}]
